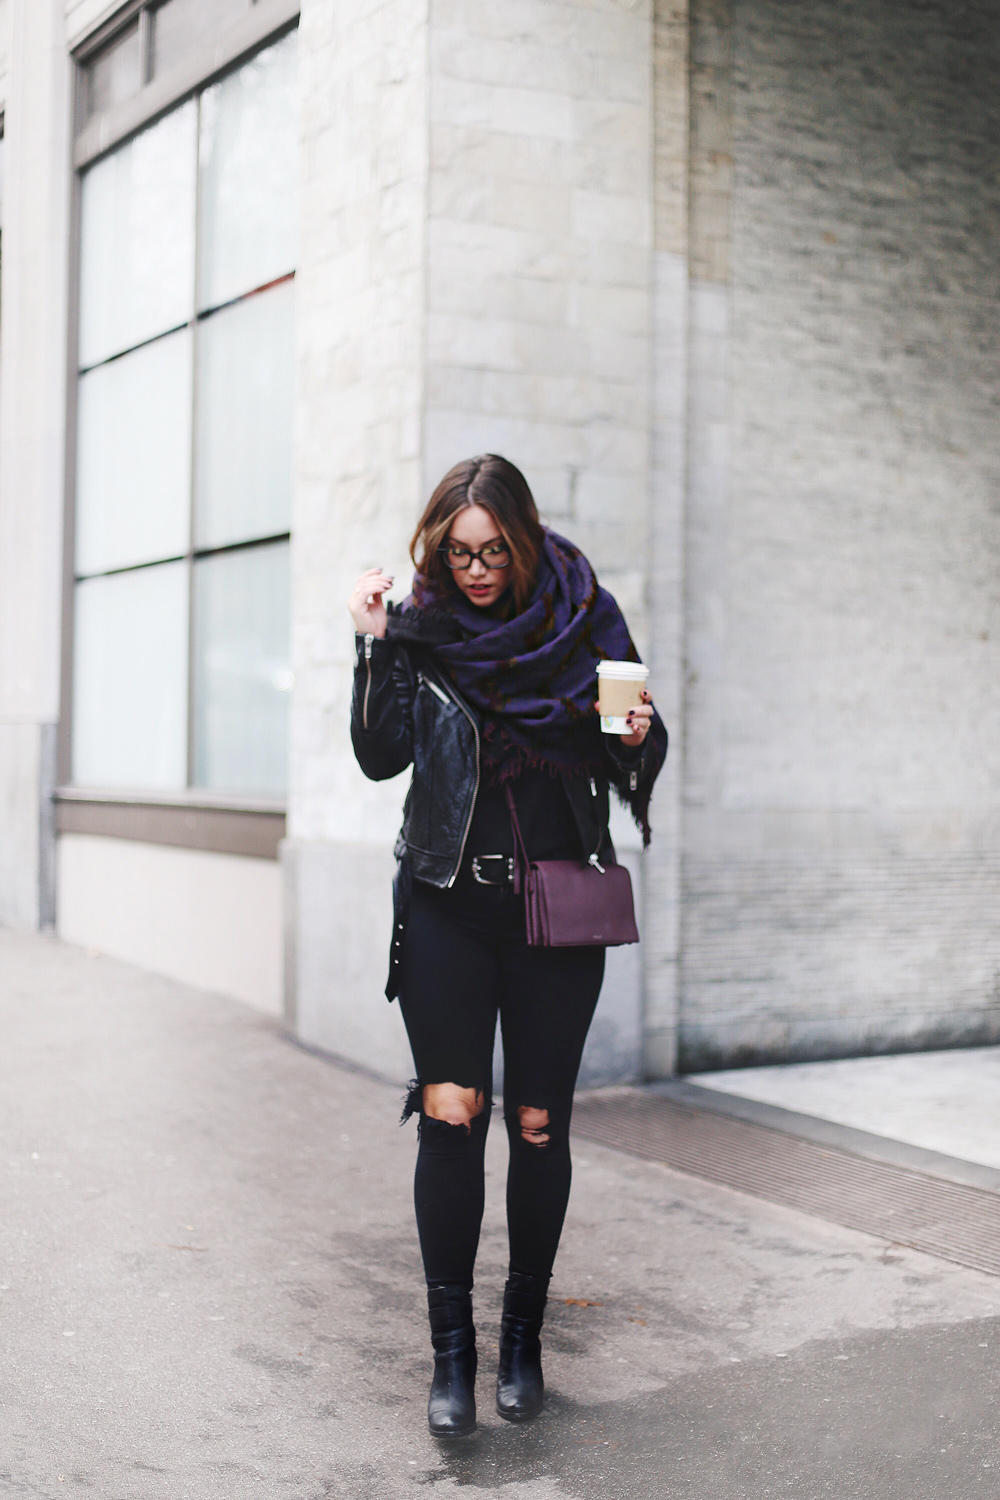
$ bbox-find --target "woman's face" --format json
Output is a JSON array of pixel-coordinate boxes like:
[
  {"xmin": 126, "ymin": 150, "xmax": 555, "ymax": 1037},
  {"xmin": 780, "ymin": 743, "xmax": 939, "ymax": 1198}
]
[{"xmin": 443, "ymin": 505, "xmax": 511, "ymax": 609}]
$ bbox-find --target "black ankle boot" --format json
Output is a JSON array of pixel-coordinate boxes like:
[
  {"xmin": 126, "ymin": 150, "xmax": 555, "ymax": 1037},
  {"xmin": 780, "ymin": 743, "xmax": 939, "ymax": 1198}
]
[
  {"xmin": 496, "ymin": 1271, "xmax": 549, "ymax": 1422},
  {"xmin": 426, "ymin": 1282, "xmax": 477, "ymax": 1438}
]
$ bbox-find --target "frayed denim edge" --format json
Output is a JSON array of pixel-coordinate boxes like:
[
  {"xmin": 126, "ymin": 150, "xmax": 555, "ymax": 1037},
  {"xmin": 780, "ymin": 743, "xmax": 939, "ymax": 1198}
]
[{"xmin": 400, "ymin": 1079, "xmax": 495, "ymax": 1136}]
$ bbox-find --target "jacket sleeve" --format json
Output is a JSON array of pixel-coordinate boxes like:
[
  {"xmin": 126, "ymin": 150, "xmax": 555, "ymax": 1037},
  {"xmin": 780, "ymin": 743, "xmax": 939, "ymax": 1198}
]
[
  {"xmin": 602, "ymin": 708, "xmax": 668, "ymax": 797},
  {"xmin": 350, "ymin": 634, "xmax": 414, "ymax": 781}
]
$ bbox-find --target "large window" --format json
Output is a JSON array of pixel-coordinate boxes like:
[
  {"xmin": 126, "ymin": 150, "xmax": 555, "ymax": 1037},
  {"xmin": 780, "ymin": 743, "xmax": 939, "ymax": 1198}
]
[
  {"xmin": 71, "ymin": 27, "xmax": 297, "ymax": 798},
  {"xmin": 79, "ymin": 0, "xmax": 260, "ymax": 127}
]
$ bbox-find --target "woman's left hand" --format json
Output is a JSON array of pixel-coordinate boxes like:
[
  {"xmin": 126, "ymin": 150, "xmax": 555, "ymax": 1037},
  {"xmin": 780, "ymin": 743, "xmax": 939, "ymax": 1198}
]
[{"xmin": 621, "ymin": 689, "xmax": 653, "ymax": 747}]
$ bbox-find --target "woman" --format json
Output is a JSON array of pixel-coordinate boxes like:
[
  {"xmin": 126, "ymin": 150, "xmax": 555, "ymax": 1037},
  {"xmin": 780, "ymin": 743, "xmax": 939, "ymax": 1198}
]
[{"xmin": 348, "ymin": 455, "xmax": 666, "ymax": 1438}]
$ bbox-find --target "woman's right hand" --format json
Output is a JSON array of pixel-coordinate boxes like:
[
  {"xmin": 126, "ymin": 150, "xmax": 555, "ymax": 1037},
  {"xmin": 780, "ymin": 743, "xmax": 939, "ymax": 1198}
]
[{"xmin": 348, "ymin": 568, "xmax": 394, "ymax": 638}]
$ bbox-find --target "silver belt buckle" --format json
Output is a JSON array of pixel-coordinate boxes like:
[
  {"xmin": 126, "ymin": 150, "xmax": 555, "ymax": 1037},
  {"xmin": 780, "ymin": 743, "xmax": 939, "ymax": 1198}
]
[{"xmin": 471, "ymin": 855, "xmax": 514, "ymax": 886}]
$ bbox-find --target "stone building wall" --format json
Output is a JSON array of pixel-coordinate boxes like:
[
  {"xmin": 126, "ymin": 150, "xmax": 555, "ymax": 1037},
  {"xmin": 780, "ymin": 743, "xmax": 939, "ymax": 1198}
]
[
  {"xmin": 679, "ymin": 0, "xmax": 1000, "ymax": 1067},
  {"xmin": 290, "ymin": 0, "xmax": 429, "ymax": 853},
  {"xmin": 286, "ymin": 0, "xmax": 664, "ymax": 1083},
  {"xmin": 0, "ymin": 0, "xmax": 70, "ymax": 929},
  {"xmin": 644, "ymin": 0, "xmax": 689, "ymax": 1075},
  {"xmin": 422, "ymin": 0, "xmax": 652, "ymax": 630},
  {"xmin": 284, "ymin": 0, "xmax": 430, "ymax": 1079},
  {"xmin": 2, "ymin": 0, "xmax": 998, "ymax": 1082},
  {"xmin": 422, "ymin": 0, "xmax": 659, "ymax": 1084}
]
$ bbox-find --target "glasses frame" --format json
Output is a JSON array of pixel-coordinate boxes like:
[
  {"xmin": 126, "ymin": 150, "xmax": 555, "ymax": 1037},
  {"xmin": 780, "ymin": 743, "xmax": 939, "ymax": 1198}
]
[{"xmin": 438, "ymin": 543, "xmax": 512, "ymax": 571}]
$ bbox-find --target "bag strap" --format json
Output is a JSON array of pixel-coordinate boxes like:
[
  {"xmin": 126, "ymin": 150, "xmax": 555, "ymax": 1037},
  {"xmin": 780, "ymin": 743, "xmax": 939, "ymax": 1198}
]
[{"xmin": 503, "ymin": 782, "xmax": 532, "ymax": 875}]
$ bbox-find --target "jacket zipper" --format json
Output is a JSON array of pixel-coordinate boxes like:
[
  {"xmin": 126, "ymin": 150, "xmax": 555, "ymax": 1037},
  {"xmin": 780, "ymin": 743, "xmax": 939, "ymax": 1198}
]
[
  {"xmin": 448, "ymin": 704, "xmax": 480, "ymax": 887},
  {"xmin": 362, "ymin": 633, "xmax": 374, "ymax": 729},
  {"xmin": 425, "ymin": 670, "xmax": 479, "ymax": 888},
  {"xmin": 588, "ymin": 776, "xmax": 605, "ymax": 870},
  {"xmin": 419, "ymin": 672, "xmax": 450, "ymax": 705}
]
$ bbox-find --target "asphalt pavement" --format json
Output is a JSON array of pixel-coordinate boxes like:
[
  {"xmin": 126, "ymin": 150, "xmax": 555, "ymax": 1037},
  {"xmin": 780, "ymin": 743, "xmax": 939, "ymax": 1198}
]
[{"xmin": 1, "ymin": 927, "xmax": 998, "ymax": 1498}]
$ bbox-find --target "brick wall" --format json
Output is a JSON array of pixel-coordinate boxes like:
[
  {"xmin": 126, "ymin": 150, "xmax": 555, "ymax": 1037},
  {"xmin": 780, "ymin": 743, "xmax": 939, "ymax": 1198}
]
[{"xmin": 679, "ymin": 0, "xmax": 1000, "ymax": 1066}]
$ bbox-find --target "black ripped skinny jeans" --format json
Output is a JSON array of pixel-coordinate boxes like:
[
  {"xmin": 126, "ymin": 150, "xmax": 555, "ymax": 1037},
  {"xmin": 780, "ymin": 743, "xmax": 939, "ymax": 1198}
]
[{"xmin": 399, "ymin": 876, "xmax": 604, "ymax": 1290}]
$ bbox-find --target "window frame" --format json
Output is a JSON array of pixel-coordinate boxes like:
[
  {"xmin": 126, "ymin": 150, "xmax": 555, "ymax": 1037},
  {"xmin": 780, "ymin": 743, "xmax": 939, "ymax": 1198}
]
[
  {"xmin": 73, "ymin": 0, "xmax": 300, "ymax": 169},
  {"xmin": 58, "ymin": 1, "xmax": 300, "ymax": 854}
]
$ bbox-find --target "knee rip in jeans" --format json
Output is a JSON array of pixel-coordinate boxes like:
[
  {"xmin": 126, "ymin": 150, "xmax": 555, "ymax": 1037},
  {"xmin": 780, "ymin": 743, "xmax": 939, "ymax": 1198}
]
[
  {"xmin": 516, "ymin": 1104, "xmax": 550, "ymax": 1148},
  {"xmin": 422, "ymin": 1082, "xmax": 486, "ymax": 1134}
]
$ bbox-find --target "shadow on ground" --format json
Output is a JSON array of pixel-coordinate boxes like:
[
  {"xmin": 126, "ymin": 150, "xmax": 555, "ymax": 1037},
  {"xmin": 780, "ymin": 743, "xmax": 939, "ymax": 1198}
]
[{"xmin": 402, "ymin": 1317, "xmax": 1000, "ymax": 1499}]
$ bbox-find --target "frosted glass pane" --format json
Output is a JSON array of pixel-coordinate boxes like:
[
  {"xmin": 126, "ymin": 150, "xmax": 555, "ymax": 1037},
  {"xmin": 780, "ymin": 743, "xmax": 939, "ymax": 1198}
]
[
  {"xmin": 198, "ymin": 30, "xmax": 299, "ymax": 310},
  {"xmin": 79, "ymin": 103, "xmax": 196, "ymax": 368},
  {"xmin": 73, "ymin": 563, "xmax": 188, "ymax": 790},
  {"xmin": 153, "ymin": 0, "xmax": 251, "ymax": 78},
  {"xmin": 195, "ymin": 279, "xmax": 294, "ymax": 550},
  {"xmin": 193, "ymin": 543, "xmax": 290, "ymax": 795},
  {"xmin": 76, "ymin": 330, "xmax": 192, "ymax": 576}
]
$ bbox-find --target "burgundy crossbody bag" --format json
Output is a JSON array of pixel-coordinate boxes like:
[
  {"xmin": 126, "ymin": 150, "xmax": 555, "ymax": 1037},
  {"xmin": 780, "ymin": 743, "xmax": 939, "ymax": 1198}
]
[{"xmin": 503, "ymin": 783, "xmax": 639, "ymax": 948}]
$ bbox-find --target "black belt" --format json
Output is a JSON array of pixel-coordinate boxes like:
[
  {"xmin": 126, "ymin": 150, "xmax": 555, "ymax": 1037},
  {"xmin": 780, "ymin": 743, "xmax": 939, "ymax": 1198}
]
[{"xmin": 469, "ymin": 854, "xmax": 515, "ymax": 887}]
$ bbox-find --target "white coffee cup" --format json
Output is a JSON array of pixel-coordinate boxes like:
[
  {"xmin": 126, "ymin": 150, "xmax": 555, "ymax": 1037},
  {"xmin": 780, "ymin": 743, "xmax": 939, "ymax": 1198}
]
[{"xmin": 597, "ymin": 661, "xmax": 649, "ymax": 734}]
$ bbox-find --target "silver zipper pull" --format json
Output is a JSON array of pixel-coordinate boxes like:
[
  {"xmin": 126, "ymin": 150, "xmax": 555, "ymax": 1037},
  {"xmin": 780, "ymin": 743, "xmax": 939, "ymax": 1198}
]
[
  {"xmin": 364, "ymin": 633, "xmax": 374, "ymax": 659},
  {"xmin": 629, "ymin": 770, "xmax": 638, "ymax": 792},
  {"xmin": 589, "ymin": 777, "xmax": 597, "ymax": 796},
  {"xmin": 588, "ymin": 853, "xmax": 606, "ymax": 874}
]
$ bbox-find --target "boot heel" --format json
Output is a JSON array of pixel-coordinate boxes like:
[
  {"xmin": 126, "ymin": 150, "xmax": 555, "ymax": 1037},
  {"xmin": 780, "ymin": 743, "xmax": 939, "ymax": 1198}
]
[{"xmin": 427, "ymin": 1283, "xmax": 477, "ymax": 1437}]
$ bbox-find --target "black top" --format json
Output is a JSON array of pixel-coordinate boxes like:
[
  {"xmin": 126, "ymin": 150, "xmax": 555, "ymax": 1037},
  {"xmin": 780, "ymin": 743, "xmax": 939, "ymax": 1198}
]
[
  {"xmin": 350, "ymin": 632, "xmax": 665, "ymax": 995},
  {"xmin": 464, "ymin": 767, "xmax": 581, "ymax": 865}
]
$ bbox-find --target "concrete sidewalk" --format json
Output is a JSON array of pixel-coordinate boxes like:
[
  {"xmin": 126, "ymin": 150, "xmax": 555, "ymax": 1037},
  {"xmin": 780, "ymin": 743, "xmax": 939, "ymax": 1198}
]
[
  {"xmin": 698, "ymin": 1047, "xmax": 1000, "ymax": 1171},
  {"xmin": 2, "ymin": 928, "xmax": 999, "ymax": 1499}
]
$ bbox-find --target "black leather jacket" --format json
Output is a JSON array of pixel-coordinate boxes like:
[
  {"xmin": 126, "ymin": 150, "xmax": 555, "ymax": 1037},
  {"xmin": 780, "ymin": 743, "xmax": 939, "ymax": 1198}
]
[{"xmin": 350, "ymin": 629, "xmax": 664, "ymax": 996}]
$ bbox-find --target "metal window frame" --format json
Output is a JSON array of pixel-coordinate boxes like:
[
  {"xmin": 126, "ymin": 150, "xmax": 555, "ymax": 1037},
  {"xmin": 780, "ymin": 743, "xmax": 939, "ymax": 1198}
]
[
  {"xmin": 74, "ymin": 0, "xmax": 300, "ymax": 170},
  {"xmin": 74, "ymin": 1, "xmax": 149, "ymax": 64},
  {"xmin": 60, "ymin": 1, "xmax": 300, "ymax": 858}
]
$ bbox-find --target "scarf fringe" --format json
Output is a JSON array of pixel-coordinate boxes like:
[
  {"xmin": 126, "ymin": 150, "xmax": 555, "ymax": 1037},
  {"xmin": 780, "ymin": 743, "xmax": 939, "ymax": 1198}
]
[
  {"xmin": 482, "ymin": 744, "xmax": 602, "ymax": 787},
  {"xmin": 615, "ymin": 782, "xmax": 654, "ymax": 850}
]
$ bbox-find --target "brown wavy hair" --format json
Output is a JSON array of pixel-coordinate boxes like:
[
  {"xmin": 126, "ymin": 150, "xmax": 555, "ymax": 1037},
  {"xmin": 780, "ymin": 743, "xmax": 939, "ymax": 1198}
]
[{"xmin": 410, "ymin": 455, "xmax": 545, "ymax": 614}]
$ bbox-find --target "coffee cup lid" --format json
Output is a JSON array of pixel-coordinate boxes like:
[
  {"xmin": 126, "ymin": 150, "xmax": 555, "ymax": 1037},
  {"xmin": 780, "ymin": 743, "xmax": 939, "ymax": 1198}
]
[{"xmin": 596, "ymin": 660, "xmax": 649, "ymax": 679}]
